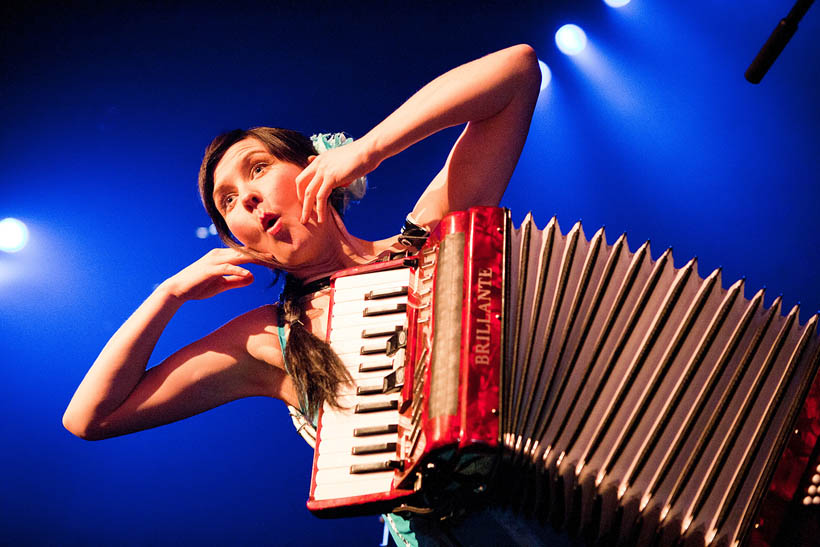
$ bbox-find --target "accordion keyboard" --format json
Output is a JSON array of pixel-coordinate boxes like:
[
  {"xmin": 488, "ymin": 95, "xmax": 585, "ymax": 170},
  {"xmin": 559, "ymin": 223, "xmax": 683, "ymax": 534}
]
[{"xmin": 312, "ymin": 266, "xmax": 411, "ymax": 502}]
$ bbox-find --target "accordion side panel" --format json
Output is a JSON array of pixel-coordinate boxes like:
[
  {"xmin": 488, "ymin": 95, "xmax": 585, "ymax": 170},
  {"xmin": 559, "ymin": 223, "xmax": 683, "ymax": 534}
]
[
  {"xmin": 458, "ymin": 207, "xmax": 503, "ymax": 449},
  {"xmin": 426, "ymin": 228, "xmax": 466, "ymax": 451}
]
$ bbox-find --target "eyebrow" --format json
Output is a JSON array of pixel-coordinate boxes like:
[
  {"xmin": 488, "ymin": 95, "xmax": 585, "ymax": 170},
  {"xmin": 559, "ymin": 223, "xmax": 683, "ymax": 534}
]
[{"xmin": 213, "ymin": 149, "xmax": 270, "ymax": 196}]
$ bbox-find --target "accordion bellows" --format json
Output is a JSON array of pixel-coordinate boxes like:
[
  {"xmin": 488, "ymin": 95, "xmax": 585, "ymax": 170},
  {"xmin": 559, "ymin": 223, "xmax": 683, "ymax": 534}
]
[
  {"xmin": 308, "ymin": 207, "xmax": 820, "ymax": 547},
  {"xmin": 497, "ymin": 208, "xmax": 820, "ymax": 546}
]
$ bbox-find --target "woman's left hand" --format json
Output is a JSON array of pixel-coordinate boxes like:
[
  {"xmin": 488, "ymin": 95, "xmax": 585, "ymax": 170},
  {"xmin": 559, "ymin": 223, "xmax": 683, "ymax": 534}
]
[{"xmin": 295, "ymin": 139, "xmax": 378, "ymax": 224}]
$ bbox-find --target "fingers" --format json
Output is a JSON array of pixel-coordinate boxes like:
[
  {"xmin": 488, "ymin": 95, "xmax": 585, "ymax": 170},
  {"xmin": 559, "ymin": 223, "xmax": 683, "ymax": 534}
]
[
  {"xmin": 221, "ymin": 273, "xmax": 254, "ymax": 288},
  {"xmin": 206, "ymin": 247, "xmax": 257, "ymax": 265},
  {"xmin": 315, "ymin": 183, "xmax": 333, "ymax": 224},
  {"xmin": 220, "ymin": 263, "xmax": 252, "ymax": 278}
]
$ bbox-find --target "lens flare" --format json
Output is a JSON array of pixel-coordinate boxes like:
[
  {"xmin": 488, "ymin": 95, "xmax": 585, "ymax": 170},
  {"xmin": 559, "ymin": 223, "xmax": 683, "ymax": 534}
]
[
  {"xmin": 538, "ymin": 60, "xmax": 552, "ymax": 90},
  {"xmin": 0, "ymin": 218, "xmax": 29, "ymax": 253},
  {"xmin": 555, "ymin": 24, "xmax": 588, "ymax": 56}
]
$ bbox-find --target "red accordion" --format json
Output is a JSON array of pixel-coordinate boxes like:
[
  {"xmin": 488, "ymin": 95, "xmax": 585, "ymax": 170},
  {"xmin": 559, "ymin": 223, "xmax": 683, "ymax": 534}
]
[{"xmin": 307, "ymin": 207, "xmax": 820, "ymax": 547}]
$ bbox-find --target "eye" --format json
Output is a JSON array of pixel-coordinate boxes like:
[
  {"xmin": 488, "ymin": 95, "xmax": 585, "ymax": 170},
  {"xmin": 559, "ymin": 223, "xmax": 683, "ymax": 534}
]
[
  {"xmin": 251, "ymin": 162, "xmax": 268, "ymax": 178},
  {"xmin": 221, "ymin": 194, "xmax": 237, "ymax": 211}
]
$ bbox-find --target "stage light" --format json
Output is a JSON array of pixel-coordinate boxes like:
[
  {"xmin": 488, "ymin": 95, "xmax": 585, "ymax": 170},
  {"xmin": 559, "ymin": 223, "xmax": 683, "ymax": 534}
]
[
  {"xmin": 538, "ymin": 60, "xmax": 552, "ymax": 90},
  {"xmin": 195, "ymin": 226, "xmax": 209, "ymax": 239},
  {"xmin": 208, "ymin": 223, "xmax": 217, "ymax": 235},
  {"xmin": 555, "ymin": 24, "xmax": 587, "ymax": 56},
  {"xmin": 603, "ymin": 0, "xmax": 631, "ymax": 7},
  {"xmin": 0, "ymin": 218, "xmax": 29, "ymax": 253}
]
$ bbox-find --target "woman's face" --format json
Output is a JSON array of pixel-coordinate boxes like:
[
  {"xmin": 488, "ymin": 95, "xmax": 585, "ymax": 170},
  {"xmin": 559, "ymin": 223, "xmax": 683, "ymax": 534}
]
[{"xmin": 212, "ymin": 137, "xmax": 324, "ymax": 267}]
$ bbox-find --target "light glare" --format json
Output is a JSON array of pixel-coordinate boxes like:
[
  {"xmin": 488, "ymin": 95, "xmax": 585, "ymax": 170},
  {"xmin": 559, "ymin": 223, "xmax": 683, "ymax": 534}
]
[
  {"xmin": 538, "ymin": 60, "xmax": 552, "ymax": 90},
  {"xmin": 0, "ymin": 218, "xmax": 29, "ymax": 253},
  {"xmin": 555, "ymin": 24, "xmax": 588, "ymax": 56},
  {"xmin": 603, "ymin": 0, "xmax": 631, "ymax": 6}
]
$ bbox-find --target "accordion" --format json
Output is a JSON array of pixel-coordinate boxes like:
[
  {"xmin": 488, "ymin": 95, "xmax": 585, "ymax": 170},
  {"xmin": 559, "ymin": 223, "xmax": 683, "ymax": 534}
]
[{"xmin": 307, "ymin": 207, "xmax": 820, "ymax": 546}]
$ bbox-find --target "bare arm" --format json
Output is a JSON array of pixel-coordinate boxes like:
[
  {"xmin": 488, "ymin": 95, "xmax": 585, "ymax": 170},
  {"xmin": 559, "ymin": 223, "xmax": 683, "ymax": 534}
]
[
  {"xmin": 296, "ymin": 44, "xmax": 541, "ymax": 226},
  {"xmin": 63, "ymin": 249, "xmax": 290, "ymax": 440}
]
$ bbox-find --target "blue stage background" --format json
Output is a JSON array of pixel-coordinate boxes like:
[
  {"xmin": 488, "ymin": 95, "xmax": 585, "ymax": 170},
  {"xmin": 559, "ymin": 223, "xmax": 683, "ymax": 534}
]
[{"xmin": 1, "ymin": 1, "xmax": 817, "ymax": 545}]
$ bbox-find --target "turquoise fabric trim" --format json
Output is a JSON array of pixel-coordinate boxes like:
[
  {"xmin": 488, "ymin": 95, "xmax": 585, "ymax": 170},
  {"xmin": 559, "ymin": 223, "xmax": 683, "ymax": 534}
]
[
  {"xmin": 276, "ymin": 324, "xmax": 290, "ymax": 376},
  {"xmin": 385, "ymin": 513, "xmax": 417, "ymax": 547}
]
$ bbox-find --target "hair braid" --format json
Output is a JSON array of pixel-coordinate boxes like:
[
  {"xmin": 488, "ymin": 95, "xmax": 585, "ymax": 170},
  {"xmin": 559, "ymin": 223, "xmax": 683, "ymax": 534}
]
[{"xmin": 279, "ymin": 273, "xmax": 352, "ymax": 418}]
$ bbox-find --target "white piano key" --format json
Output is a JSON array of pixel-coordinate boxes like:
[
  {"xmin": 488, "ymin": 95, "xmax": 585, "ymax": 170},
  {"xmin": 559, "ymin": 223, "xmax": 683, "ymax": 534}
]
[
  {"xmin": 332, "ymin": 296, "xmax": 408, "ymax": 319},
  {"xmin": 329, "ymin": 312, "xmax": 407, "ymax": 331},
  {"xmin": 330, "ymin": 323, "xmax": 403, "ymax": 342},
  {"xmin": 319, "ymin": 433, "xmax": 398, "ymax": 454},
  {"xmin": 323, "ymin": 392, "xmax": 400, "ymax": 412},
  {"xmin": 320, "ymin": 403, "xmax": 399, "ymax": 425},
  {"xmin": 313, "ymin": 475, "xmax": 395, "ymax": 500},
  {"xmin": 316, "ymin": 451, "xmax": 396, "ymax": 470},
  {"xmin": 330, "ymin": 338, "xmax": 390, "ymax": 356},
  {"xmin": 322, "ymin": 389, "xmax": 393, "ymax": 408},
  {"xmin": 333, "ymin": 268, "xmax": 410, "ymax": 291},
  {"xmin": 332, "ymin": 284, "xmax": 408, "ymax": 305},
  {"xmin": 319, "ymin": 421, "xmax": 399, "ymax": 441},
  {"xmin": 319, "ymin": 412, "xmax": 399, "ymax": 439},
  {"xmin": 339, "ymin": 352, "xmax": 396, "ymax": 368},
  {"xmin": 316, "ymin": 466, "xmax": 396, "ymax": 486}
]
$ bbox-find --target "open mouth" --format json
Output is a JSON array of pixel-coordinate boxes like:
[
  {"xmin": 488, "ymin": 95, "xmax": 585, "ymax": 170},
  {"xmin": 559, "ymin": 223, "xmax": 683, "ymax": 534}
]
[{"xmin": 260, "ymin": 213, "xmax": 280, "ymax": 233}]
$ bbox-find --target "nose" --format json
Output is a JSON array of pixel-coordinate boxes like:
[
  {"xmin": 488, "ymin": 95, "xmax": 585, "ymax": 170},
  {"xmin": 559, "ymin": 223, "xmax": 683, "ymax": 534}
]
[{"xmin": 242, "ymin": 188, "xmax": 263, "ymax": 211}]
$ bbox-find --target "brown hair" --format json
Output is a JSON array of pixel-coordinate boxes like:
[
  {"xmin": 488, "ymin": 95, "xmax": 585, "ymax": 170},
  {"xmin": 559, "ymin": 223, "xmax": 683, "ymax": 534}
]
[{"xmin": 198, "ymin": 127, "xmax": 351, "ymax": 417}]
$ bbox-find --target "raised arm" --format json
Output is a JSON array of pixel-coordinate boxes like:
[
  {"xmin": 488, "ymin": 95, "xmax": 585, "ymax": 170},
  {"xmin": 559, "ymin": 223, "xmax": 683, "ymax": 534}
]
[
  {"xmin": 296, "ymin": 44, "xmax": 541, "ymax": 226},
  {"xmin": 63, "ymin": 248, "xmax": 290, "ymax": 440}
]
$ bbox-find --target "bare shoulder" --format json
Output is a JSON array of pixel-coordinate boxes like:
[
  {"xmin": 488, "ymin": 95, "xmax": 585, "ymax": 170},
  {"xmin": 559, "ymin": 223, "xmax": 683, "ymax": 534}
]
[{"xmin": 201, "ymin": 304, "xmax": 284, "ymax": 370}]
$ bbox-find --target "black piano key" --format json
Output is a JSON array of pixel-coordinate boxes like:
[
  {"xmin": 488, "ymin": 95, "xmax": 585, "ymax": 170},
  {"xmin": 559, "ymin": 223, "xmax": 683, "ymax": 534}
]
[
  {"xmin": 361, "ymin": 325, "xmax": 402, "ymax": 338},
  {"xmin": 355, "ymin": 399, "xmax": 399, "ymax": 413},
  {"xmin": 385, "ymin": 329, "xmax": 407, "ymax": 357},
  {"xmin": 364, "ymin": 286, "xmax": 408, "ymax": 300},
  {"xmin": 350, "ymin": 460, "xmax": 404, "ymax": 474},
  {"xmin": 360, "ymin": 342, "xmax": 387, "ymax": 355},
  {"xmin": 357, "ymin": 384, "xmax": 384, "ymax": 396},
  {"xmin": 382, "ymin": 366, "xmax": 405, "ymax": 393},
  {"xmin": 353, "ymin": 423, "xmax": 398, "ymax": 437},
  {"xmin": 363, "ymin": 303, "xmax": 407, "ymax": 317},
  {"xmin": 351, "ymin": 442, "xmax": 397, "ymax": 455},
  {"xmin": 359, "ymin": 361, "xmax": 393, "ymax": 373}
]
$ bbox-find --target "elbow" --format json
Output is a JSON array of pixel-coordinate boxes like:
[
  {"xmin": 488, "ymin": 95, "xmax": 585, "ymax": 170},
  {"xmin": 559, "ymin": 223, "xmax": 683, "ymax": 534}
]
[
  {"xmin": 505, "ymin": 44, "xmax": 541, "ymax": 101},
  {"xmin": 508, "ymin": 44, "xmax": 542, "ymax": 94},
  {"xmin": 62, "ymin": 409, "xmax": 106, "ymax": 441}
]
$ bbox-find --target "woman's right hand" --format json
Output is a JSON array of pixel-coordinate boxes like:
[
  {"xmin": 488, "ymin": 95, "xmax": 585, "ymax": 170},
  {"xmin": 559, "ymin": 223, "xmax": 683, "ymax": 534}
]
[{"xmin": 160, "ymin": 248, "xmax": 255, "ymax": 302}]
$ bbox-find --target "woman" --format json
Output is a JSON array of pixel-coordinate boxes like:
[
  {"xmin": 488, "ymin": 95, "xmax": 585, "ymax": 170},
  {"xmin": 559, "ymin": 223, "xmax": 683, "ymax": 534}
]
[{"xmin": 64, "ymin": 44, "xmax": 541, "ymax": 544}]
